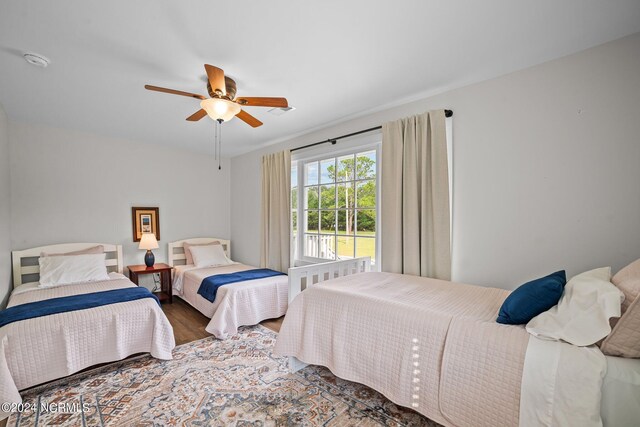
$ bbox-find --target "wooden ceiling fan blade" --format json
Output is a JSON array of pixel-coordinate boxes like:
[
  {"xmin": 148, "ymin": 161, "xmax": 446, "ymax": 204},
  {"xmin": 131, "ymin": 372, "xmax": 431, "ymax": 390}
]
[
  {"xmin": 144, "ymin": 85, "xmax": 206, "ymax": 100},
  {"xmin": 186, "ymin": 109, "xmax": 208, "ymax": 122},
  {"xmin": 236, "ymin": 110, "xmax": 263, "ymax": 128},
  {"xmin": 204, "ymin": 64, "xmax": 226, "ymax": 96},
  {"xmin": 235, "ymin": 97, "xmax": 288, "ymax": 108}
]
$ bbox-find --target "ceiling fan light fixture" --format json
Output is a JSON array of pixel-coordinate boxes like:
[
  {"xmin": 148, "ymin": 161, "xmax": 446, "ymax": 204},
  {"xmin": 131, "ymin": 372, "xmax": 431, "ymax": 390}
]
[{"xmin": 200, "ymin": 98, "xmax": 241, "ymax": 122}]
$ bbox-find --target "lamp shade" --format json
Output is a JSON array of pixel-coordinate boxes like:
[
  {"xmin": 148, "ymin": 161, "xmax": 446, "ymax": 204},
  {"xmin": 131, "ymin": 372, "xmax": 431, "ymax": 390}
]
[
  {"xmin": 139, "ymin": 233, "xmax": 159, "ymax": 250},
  {"xmin": 200, "ymin": 98, "xmax": 241, "ymax": 122}
]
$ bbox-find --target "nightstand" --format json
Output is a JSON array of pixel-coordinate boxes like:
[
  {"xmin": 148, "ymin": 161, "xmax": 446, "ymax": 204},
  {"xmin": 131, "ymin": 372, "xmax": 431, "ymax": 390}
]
[{"xmin": 127, "ymin": 263, "xmax": 173, "ymax": 304}]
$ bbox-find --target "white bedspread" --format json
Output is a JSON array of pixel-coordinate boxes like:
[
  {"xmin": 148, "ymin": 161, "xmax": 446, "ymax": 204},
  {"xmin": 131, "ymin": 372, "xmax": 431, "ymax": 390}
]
[
  {"xmin": 274, "ymin": 272, "xmax": 524, "ymax": 427},
  {"xmin": 0, "ymin": 273, "xmax": 175, "ymax": 419},
  {"xmin": 173, "ymin": 264, "xmax": 288, "ymax": 339}
]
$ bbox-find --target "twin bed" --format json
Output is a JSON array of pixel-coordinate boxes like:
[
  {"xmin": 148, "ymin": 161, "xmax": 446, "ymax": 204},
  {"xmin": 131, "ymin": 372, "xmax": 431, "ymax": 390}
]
[
  {"xmin": 168, "ymin": 237, "xmax": 289, "ymax": 339},
  {"xmin": 275, "ymin": 257, "xmax": 640, "ymax": 427},
  {"xmin": 1, "ymin": 243, "xmax": 175, "ymax": 418}
]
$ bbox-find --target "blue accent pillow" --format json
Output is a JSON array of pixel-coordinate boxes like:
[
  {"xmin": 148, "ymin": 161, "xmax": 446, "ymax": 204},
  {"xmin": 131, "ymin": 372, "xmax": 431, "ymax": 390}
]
[{"xmin": 496, "ymin": 270, "xmax": 566, "ymax": 325}]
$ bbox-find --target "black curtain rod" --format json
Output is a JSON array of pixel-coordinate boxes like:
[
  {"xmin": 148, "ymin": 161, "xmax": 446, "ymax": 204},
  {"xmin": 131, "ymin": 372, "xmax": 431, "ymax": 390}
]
[{"xmin": 291, "ymin": 109, "xmax": 453, "ymax": 153}]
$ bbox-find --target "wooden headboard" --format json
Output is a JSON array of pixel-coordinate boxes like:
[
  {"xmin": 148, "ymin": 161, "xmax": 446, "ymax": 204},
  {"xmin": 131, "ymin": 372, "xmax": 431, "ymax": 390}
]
[
  {"xmin": 167, "ymin": 237, "xmax": 231, "ymax": 267},
  {"xmin": 11, "ymin": 243, "xmax": 124, "ymax": 288}
]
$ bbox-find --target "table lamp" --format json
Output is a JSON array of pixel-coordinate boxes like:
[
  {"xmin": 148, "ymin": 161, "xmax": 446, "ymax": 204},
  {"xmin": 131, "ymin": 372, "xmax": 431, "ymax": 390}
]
[{"xmin": 139, "ymin": 233, "xmax": 158, "ymax": 267}]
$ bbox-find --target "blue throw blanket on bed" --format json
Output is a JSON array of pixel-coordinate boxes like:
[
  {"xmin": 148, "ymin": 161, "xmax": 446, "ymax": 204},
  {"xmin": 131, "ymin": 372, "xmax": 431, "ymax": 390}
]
[
  {"xmin": 0, "ymin": 286, "xmax": 160, "ymax": 328},
  {"xmin": 197, "ymin": 268, "xmax": 286, "ymax": 303}
]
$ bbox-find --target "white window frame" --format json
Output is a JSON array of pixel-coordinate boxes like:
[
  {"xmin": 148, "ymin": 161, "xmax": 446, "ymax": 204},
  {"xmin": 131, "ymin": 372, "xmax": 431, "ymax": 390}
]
[{"xmin": 291, "ymin": 132, "xmax": 382, "ymax": 269}]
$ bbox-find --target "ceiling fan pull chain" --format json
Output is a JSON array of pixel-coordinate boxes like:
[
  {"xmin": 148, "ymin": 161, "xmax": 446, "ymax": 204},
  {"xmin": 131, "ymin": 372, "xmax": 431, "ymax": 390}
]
[
  {"xmin": 217, "ymin": 119, "xmax": 223, "ymax": 170},
  {"xmin": 213, "ymin": 121, "xmax": 218, "ymax": 162}
]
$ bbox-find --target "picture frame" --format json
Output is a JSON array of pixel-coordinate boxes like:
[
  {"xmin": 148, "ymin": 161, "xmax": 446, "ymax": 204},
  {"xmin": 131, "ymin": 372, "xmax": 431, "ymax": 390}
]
[{"xmin": 132, "ymin": 207, "xmax": 160, "ymax": 242}]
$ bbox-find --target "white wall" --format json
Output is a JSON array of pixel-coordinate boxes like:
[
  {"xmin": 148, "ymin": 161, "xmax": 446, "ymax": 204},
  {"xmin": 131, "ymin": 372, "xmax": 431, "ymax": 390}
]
[
  {"xmin": 230, "ymin": 32, "xmax": 640, "ymax": 290},
  {"xmin": 0, "ymin": 102, "xmax": 11, "ymax": 308},
  {"xmin": 8, "ymin": 122, "xmax": 230, "ymax": 290}
]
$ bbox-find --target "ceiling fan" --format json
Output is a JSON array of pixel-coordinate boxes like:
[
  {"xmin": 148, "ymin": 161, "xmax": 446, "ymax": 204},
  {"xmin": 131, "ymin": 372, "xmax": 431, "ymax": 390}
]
[{"xmin": 144, "ymin": 64, "xmax": 288, "ymax": 128}]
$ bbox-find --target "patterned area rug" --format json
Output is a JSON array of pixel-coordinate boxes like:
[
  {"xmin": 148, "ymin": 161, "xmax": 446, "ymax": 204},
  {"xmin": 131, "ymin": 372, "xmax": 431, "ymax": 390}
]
[{"xmin": 7, "ymin": 326, "xmax": 439, "ymax": 426}]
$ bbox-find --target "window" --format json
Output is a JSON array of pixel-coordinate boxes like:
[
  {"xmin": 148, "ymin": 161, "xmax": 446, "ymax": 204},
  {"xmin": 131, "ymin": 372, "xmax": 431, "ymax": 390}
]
[{"xmin": 292, "ymin": 143, "xmax": 380, "ymax": 266}]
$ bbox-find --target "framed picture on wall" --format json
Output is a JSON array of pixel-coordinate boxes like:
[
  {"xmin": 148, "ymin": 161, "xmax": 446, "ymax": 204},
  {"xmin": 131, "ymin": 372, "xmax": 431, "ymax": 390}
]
[{"xmin": 132, "ymin": 207, "xmax": 160, "ymax": 242}]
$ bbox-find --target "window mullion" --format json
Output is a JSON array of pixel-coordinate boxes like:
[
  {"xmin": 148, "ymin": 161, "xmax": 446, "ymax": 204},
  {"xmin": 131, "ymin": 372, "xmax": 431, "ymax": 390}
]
[
  {"xmin": 333, "ymin": 156, "xmax": 338, "ymax": 260},
  {"xmin": 297, "ymin": 159, "xmax": 304, "ymax": 263}
]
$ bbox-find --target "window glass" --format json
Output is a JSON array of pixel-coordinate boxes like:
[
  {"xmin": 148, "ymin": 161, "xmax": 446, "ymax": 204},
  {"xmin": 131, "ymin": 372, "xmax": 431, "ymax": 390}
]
[
  {"xmin": 356, "ymin": 180, "xmax": 375, "ymax": 208},
  {"xmin": 319, "ymin": 159, "xmax": 334, "ymax": 185},
  {"xmin": 356, "ymin": 209, "xmax": 376, "ymax": 235},
  {"xmin": 304, "ymin": 161, "xmax": 319, "ymax": 186},
  {"xmin": 336, "ymin": 154, "xmax": 355, "ymax": 182},
  {"xmin": 319, "ymin": 184, "xmax": 335, "ymax": 209},
  {"xmin": 356, "ymin": 151, "xmax": 376, "ymax": 179},
  {"xmin": 295, "ymin": 148, "xmax": 378, "ymax": 264},
  {"xmin": 304, "ymin": 187, "xmax": 318, "ymax": 209},
  {"xmin": 305, "ymin": 210, "xmax": 318, "ymax": 233}
]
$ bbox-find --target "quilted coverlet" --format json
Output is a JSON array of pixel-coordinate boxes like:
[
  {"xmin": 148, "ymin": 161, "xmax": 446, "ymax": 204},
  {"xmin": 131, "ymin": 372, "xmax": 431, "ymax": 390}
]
[
  {"xmin": 0, "ymin": 274, "xmax": 175, "ymax": 419},
  {"xmin": 274, "ymin": 272, "xmax": 529, "ymax": 427}
]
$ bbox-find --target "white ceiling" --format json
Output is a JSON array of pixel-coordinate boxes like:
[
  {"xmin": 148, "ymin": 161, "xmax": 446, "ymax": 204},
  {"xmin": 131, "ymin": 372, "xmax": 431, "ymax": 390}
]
[{"xmin": 1, "ymin": 1, "xmax": 639, "ymax": 157}]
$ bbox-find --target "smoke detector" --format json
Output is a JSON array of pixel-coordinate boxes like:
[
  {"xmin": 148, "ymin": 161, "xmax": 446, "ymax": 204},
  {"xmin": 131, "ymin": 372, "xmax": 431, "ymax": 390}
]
[{"xmin": 23, "ymin": 52, "xmax": 50, "ymax": 68}]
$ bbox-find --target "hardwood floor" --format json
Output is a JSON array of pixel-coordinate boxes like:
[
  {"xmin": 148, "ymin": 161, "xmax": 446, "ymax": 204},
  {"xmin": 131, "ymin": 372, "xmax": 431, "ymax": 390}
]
[
  {"xmin": 161, "ymin": 297, "xmax": 211, "ymax": 345},
  {"xmin": 260, "ymin": 316, "xmax": 284, "ymax": 334},
  {"xmin": 162, "ymin": 297, "xmax": 284, "ymax": 346}
]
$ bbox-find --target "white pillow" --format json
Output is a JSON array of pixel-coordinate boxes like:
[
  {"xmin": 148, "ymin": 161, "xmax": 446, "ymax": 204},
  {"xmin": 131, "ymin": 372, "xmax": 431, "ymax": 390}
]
[
  {"xmin": 39, "ymin": 253, "xmax": 110, "ymax": 288},
  {"xmin": 189, "ymin": 244, "xmax": 231, "ymax": 268},
  {"xmin": 526, "ymin": 267, "xmax": 624, "ymax": 346}
]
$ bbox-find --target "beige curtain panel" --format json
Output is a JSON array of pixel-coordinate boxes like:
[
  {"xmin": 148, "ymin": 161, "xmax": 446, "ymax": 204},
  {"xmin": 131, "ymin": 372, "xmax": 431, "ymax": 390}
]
[
  {"xmin": 260, "ymin": 150, "xmax": 291, "ymax": 272},
  {"xmin": 381, "ymin": 110, "xmax": 451, "ymax": 279}
]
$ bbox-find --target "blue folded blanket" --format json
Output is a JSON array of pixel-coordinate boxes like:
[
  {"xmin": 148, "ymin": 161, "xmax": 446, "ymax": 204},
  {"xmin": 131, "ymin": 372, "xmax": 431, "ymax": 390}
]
[
  {"xmin": 197, "ymin": 268, "xmax": 286, "ymax": 303},
  {"xmin": 0, "ymin": 286, "xmax": 160, "ymax": 328}
]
